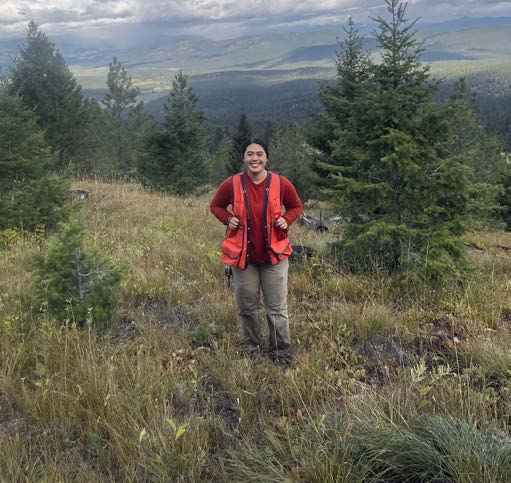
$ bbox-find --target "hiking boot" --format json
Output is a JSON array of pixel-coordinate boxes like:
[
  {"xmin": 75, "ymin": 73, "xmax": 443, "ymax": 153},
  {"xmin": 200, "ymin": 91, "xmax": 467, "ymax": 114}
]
[{"xmin": 271, "ymin": 353, "xmax": 292, "ymax": 369}]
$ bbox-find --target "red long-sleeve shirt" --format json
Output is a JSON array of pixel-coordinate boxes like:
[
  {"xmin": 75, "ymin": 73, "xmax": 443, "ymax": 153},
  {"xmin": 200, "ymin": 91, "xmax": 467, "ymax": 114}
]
[{"xmin": 210, "ymin": 173, "xmax": 303, "ymax": 264}]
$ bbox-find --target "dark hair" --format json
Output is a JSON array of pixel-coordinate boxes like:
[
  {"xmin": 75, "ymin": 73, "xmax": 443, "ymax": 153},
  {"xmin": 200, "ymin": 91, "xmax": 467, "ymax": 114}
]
[{"xmin": 241, "ymin": 138, "xmax": 269, "ymax": 158}]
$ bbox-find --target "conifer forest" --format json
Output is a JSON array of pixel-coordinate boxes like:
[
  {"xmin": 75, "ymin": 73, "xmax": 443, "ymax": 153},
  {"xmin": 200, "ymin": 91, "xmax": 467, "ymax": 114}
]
[{"xmin": 0, "ymin": 1, "xmax": 510, "ymax": 481}]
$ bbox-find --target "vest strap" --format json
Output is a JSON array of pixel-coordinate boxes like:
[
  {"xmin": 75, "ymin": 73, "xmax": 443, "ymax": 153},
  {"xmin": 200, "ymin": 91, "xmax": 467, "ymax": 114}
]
[
  {"xmin": 262, "ymin": 172, "xmax": 272, "ymax": 263},
  {"xmin": 240, "ymin": 174, "xmax": 251, "ymax": 264}
]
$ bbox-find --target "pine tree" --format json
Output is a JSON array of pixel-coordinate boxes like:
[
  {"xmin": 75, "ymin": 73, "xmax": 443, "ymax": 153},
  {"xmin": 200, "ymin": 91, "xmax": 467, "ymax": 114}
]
[
  {"xmin": 32, "ymin": 218, "xmax": 122, "ymax": 329},
  {"xmin": 326, "ymin": 1, "xmax": 471, "ymax": 284},
  {"xmin": 78, "ymin": 98, "xmax": 115, "ymax": 175},
  {"xmin": 310, "ymin": 16, "xmax": 370, "ymax": 156},
  {"xmin": 207, "ymin": 134, "xmax": 232, "ymax": 185},
  {"xmin": 0, "ymin": 90, "xmax": 70, "ymax": 231},
  {"xmin": 262, "ymin": 120, "xmax": 274, "ymax": 145},
  {"xmin": 102, "ymin": 57, "xmax": 145, "ymax": 173},
  {"xmin": 9, "ymin": 21, "xmax": 86, "ymax": 168},
  {"xmin": 443, "ymin": 79, "xmax": 506, "ymax": 226},
  {"xmin": 226, "ymin": 109, "xmax": 252, "ymax": 175},
  {"xmin": 103, "ymin": 57, "xmax": 140, "ymax": 121},
  {"xmin": 270, "ymin": 122, "xmax": 315, "ymax": 200},
  {"xmin": 444, "ymin": 79, "xmax": 504, "ymax": 185},
  {"xmin": 139, "ymin": 71, "xmax": 208, "ymax": 194}
]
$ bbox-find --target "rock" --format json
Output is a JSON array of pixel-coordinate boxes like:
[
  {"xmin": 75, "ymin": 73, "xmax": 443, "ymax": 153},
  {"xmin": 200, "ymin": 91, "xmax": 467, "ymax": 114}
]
[{"xmin": 289, "ymin": 245, "xmax": 314, "ymax": 261}]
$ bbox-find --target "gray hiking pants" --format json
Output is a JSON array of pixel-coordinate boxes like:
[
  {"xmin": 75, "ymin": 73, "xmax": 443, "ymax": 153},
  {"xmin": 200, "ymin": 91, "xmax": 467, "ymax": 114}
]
[{"xmin": 232, "ymin": 258, "xmax": 291, "ymax": 356}]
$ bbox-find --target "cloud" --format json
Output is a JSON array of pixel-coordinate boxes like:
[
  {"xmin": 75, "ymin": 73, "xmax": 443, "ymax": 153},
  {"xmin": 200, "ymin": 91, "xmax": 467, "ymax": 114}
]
[{"xmin": 0, "ymin": 0, "xmax": 510, "ymax": 38}]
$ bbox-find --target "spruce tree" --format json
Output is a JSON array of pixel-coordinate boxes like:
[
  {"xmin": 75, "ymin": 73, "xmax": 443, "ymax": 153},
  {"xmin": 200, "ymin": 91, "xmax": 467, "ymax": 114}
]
[
  {"xmin": 139, "ymin": 71, "xmax": 208, "ymax": 194},
  {"xmin": 103, "ymin": 57, "xmax": 140, "ymax": 121},
  {"xmin": 443, "ymin": 79, "xmax": 506, "ymax": 226},
  {"xmin": 208, "ymin": 134, "xmax": 232, "ymax": 185},
  {"xmin": 32, "ymin": 218, "xmax": 122, "ymax": 329},
  {"xmin": 9, "ymin": 21, "xmax": 86, "ymax": 168},
  {"xmin": 326, "ymin": 0, "xmax": 471, "ymax": 283},
  {"xmin": 444, "ymin": 79, "xmax": 504, "ymax": 185},
  {"xmin": 0, "ymin": 90, "xmax": 70, "ymax": 231},
  {"xmin": 210, "ymin": 126, "xmax": 229, "ymax": 153},
  {"xmin": 310, "ymin": 16, "xmax": 370, "ymax": 157},
  {"xmin": 102, "ymin": 57, "xmax": 146, "ymax": 173},
  {"xmin": 226, "ymin": 109, "xmax": 252, "ymax": 175},
  {"xmin": 270, "ymin": 122, "xmax": 315, "ymax": 200},
  {"xmin": 78, "ymin": 98, "xmax": 115, "ymax": 175},
  {"xmin": 262, "ymin": 120, "xmax": 274, "ymax": 145}
]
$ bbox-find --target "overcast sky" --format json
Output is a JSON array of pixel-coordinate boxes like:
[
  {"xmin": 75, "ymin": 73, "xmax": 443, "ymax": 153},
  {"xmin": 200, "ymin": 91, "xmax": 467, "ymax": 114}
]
[{"xmin": 1, "ymin": 0, "xmax": 511, "ymax": 39}]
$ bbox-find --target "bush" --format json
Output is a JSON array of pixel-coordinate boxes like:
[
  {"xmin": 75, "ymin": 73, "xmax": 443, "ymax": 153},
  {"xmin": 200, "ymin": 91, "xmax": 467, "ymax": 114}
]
[{"xmin": 31, "ymin": 218, "xmax": 122, "ymax": 328}]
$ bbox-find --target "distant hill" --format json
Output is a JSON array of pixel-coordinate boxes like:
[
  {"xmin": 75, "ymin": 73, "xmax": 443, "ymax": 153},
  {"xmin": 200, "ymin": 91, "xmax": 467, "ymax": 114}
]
[{"xmin": 2, "ymin": 18, "xmax": 511, "ymax": 77}]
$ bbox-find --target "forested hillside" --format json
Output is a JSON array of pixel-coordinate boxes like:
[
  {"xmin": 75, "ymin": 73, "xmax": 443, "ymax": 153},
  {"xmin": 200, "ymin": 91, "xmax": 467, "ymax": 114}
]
[{"xmin": 139, "ymin": 63, "xmax": 511, "ymax": 150}]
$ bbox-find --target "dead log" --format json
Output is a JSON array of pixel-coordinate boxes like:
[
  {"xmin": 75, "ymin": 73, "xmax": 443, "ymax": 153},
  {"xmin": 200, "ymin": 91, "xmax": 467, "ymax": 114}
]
[{"xmin": 301, "ymin": 214, "xmax": 328, "ymax": 232}]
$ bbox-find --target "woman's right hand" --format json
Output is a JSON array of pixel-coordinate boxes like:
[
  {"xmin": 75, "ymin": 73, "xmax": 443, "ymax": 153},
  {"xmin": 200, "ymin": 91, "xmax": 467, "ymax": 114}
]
[{"xmin": 228, "ymin": 217, "xmax": 240, "ymax": 230}]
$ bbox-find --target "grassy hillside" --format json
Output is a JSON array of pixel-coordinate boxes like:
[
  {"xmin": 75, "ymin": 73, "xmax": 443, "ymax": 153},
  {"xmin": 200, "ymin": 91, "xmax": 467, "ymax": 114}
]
[{"xmin": 1, "ymin": 180, "xmax": 510, "ymax": 481}]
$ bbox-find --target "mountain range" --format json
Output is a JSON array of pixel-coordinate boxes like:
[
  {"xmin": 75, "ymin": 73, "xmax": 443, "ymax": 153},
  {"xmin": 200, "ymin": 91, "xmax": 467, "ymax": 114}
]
[
  {"xmin": 1, "ymin": 17, "xmax": 510, "ymax": 138},
  {"xmin": 1, "ymin": 17, "xmax": 511, "ymax": 78}
]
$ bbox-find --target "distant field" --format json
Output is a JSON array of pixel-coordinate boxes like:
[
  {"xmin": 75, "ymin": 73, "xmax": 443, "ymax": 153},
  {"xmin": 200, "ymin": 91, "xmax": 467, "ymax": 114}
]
[
  {"xmin": 73, "ymin": 58, "xmax": 511, "ymax": 93},
  {"xmin": 71, "ymin": 64, "xmax": 336, "ymax": 91},
  {"xmin": 429, "ymin": 59, "xmax": 511, "ymax": 80}
]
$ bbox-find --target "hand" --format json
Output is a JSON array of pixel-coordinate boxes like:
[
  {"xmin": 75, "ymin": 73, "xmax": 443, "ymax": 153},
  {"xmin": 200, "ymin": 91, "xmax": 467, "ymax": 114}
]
[
  {"xmin": 228, "ymin": 217, "xmax": 240, "ymax": 230},
  {"xmin": 274, "ymin": 216, "xmax": 288, "ymax": 230}
]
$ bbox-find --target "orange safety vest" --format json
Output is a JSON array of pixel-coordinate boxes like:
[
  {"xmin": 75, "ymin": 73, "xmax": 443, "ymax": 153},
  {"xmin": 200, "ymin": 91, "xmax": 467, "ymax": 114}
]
[{"xmin": 221, "ymin": 172, "xmax": 293, "ymax": 269}]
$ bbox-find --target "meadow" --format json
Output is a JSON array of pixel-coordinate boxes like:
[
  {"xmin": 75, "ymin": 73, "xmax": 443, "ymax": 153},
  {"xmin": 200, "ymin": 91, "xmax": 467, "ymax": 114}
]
[{"xmin": 0, "ymin": 179, "xmax": 510, "ymax": 481}]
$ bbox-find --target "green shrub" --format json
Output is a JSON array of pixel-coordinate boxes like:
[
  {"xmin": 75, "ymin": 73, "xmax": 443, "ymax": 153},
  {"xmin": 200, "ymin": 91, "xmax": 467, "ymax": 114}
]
[{"xmin": 31, "ymin": 218, "xmax": 122, "ymax": 328}]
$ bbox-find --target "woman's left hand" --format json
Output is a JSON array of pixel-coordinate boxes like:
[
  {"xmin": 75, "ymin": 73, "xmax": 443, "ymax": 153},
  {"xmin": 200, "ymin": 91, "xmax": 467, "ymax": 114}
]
[{"xmin": 274, "ymin": 217, "xmax": 288, "ymax": 230}]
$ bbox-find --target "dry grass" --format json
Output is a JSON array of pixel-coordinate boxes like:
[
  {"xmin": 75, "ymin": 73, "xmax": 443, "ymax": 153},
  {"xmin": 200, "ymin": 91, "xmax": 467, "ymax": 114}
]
[{"xmin": 0, "ymin": 179, "xmax": 509, "ymax": 481}]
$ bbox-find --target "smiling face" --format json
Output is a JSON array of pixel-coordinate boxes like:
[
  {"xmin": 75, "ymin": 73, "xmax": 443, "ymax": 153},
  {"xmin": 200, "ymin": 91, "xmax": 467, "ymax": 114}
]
[{"xmin": 243, "ymin": 143, "xmax": 268, "ymax": 178}]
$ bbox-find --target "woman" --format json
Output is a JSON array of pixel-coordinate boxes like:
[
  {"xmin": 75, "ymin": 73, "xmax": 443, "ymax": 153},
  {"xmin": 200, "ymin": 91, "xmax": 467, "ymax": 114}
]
[{"xmin": 210, "ymin": 138, "xmax": 303, "ymax": 367}]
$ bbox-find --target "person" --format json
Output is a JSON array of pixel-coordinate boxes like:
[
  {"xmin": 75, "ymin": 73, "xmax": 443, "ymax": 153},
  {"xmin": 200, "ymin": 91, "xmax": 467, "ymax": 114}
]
[{"xmin": 210, "ymin": 138, "xmax": 303, "ymax": 367}]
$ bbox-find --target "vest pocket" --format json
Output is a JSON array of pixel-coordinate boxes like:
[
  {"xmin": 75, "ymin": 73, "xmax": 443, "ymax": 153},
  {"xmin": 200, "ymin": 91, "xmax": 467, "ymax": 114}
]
[
  {"xmin": 221, "ymin": 226, "xmax": 244, "ymax": 261},
  {"xmin": 269, "ymin": 225, "xmax": 291, "ymax": 256}
]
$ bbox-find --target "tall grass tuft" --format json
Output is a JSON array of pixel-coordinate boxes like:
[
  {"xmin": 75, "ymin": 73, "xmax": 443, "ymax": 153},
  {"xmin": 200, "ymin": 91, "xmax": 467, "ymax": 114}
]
[{"xmin": 353, "ymin": 414, "xmax": 511, "ymax": 482}]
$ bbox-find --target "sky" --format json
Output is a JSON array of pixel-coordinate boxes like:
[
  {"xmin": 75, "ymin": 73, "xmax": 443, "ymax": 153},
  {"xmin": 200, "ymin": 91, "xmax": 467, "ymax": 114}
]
[{"xmin": 1, "ymin": 0, "xmax": 511, "ymax": 40}]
